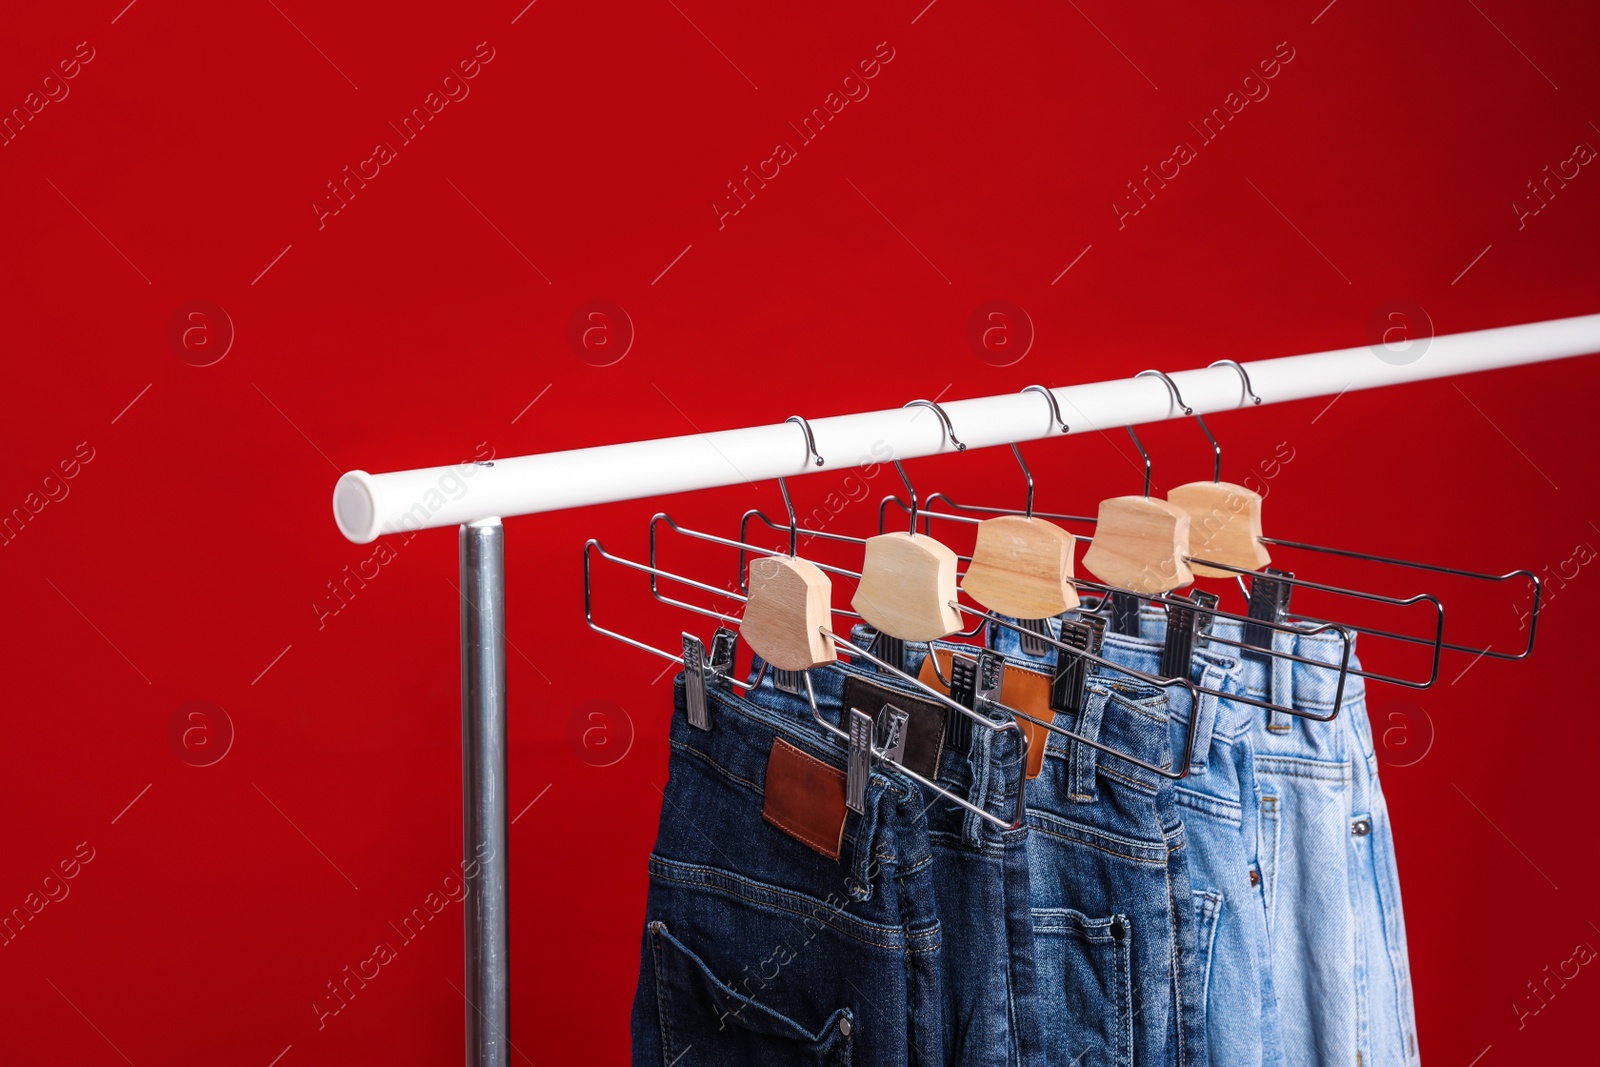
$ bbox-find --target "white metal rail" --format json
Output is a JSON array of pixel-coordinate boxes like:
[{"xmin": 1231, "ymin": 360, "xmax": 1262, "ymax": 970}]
[{"xmin": 334, "ymin": 313, "xmax": 1600, "ymax": 544}]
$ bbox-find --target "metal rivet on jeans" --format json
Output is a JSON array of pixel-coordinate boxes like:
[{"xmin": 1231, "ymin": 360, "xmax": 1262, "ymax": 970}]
[
  {"xmin": 1352, "ymin": 818, "xmax": 1372, "ymax": 836},
  {"xmin": 1110, "ymin": 920, "xmax": 1126, "ymax": 941},
  {"xmin": 839, "ymin": 1015, "xmax": 853, "ymax": 1037},
  {"xmin": 1249, "ymin": 867, "xmax": 1260, "ymax": 888}
]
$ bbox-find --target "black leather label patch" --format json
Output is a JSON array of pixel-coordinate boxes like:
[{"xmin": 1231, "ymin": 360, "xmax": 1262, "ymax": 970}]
[{"xmin": 841, "ymin": 674, "xmax": 946, "ymax": 779}]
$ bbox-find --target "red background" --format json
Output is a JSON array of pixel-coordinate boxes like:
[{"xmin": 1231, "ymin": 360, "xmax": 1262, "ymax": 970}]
[{"xmin": 2, "ymin": 1, "xmax": 1597, "ymax": 1064}]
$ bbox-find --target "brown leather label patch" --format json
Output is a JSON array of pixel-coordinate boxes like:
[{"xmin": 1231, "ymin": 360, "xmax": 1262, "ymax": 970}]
[
  {"xmin": 762, "ymin": 738, "xmax": 847, "ymax": 861},
  {"xmin": 917, "ymin": 648, "xmax": 1057, "ymax": 779},
  {"xmin": 841, "ymin": 674, "xmax": 946, "ymax": 779}
]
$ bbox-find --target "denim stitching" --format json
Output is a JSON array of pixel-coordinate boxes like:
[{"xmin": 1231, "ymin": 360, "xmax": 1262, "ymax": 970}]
[
  {"xmin": 1024, "ymin": 813, "xmax": 1169, "ymax": 865},
  {"xmin": 649, "ymin": 856, "xmax": 912, "ymax": 950}
]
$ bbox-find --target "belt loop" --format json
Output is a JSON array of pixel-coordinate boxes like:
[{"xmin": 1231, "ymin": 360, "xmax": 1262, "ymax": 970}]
[
  {"xmin": 961, "ymin": 726, "xmax": 992, "ymax": 845},
  {"xmin": 1067, "ymin": 687, "xmax": 1108, "ymax": 802},
  {"xmin": 848, "ymin": 778, "xmax": 888, "ymax": 899},
  {"xmin": 1266, "ymin": 627, "xmax": 1295, "ymax": 733},
  {"xmin": 1188, "ymin": 664, "xmax": 1223, "ymax": 773}
]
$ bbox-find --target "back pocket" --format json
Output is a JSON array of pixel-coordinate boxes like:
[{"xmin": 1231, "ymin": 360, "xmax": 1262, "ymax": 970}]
[
  {"xmin": 1030, "ymin": 908, "xmax": 1133, "ymax": 1067},
  {"xmin": 647, "ymin": 921, "xmax": 854, "ymax": 1065}
]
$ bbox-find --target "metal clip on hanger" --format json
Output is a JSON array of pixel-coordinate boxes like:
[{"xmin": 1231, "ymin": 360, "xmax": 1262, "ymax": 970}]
[
  {"xmin": 939, "ymin": 598, "xmax": 1208, "ymax": 777},
  {"xmin": 626, "ymin": 423, "xmax": 1032, "ymax": 823},
  {"xmin": 749, "ymin": 482, "xmax": 1351, "ymax": 758},
  {"xmin": 685, "ymin": 481, "xmax": 1216, "ymax": 775},
  {"xmin": 589, "ymin": 532, "xmax": 1029, "ymax": 826},
  {"xmin": 879, "ymin": 496, "xmax": 1358, "ymax": 723}
]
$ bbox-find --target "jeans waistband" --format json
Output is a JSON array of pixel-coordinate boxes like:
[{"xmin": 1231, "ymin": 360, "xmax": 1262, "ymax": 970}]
[
  {"xmin": 1093, "ymin": 609, "xmax": 1260, "ymax": 768},
  {"xmin": 751, "ymin": 646, "xmax": 1027, "ymax": 842},
  {"xmin": 1201, "ymin": 617, "xmax": 1367, "ymax": 733},
  {"xmin": 862, "ymin": 623, "xmax": 1175, "ymax": 798},
  {"xmin": 994, "ymin": 604, "xmax": 1367, "ymax": 729},
  {"xmin": 670, "ymin": 673, "xmax": 933, "ymax": 890}
]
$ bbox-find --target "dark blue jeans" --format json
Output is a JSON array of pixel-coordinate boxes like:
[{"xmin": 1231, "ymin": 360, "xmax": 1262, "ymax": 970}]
[
  {"xmin": 746, "ymin": 646, "xmax": 1044, "ymax": 1067},
  {"xmin": 631, "ymin": 674, "xmax": 943, "ymax": 1065}
]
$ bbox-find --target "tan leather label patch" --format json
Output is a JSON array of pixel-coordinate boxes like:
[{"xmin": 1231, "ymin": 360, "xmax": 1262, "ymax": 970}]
[
  {"xmin": 917, "ymin": 648, "xmax": 1057, "ymax": 779},
  {"xmin": 762, "ymin": 738, "xmax": 847, "ymax": 860}
]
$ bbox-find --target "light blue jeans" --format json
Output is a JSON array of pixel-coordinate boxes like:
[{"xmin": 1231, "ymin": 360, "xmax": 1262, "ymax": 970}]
[
  {"xmin": 994, "ymin": 611, "xmax": 1284, "ymax": 1067},
  {"xmin": 1244, "ymin": 622, "xmax": 1421, "ymax": 1067},
  {"xmin": 1101, "ymin": 614, "xmax": 1285, "ymax": 1067}
]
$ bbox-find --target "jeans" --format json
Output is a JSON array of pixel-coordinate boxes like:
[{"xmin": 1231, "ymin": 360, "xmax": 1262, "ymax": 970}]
[
  {"xmin": 1245, "ymin": 625, "xmax": 1420, "ymax": 1067},
  {"xmin": 631, "ymin": 673, "xmax": 944, "ymax": 1065},
  {"xmin": 984, "ymin": 619, "xmax": 1208, "ymax": 1067},
  {"xmin": 1088, "ymin": 611, "xmax": 1284, "ymax": 1067},
  {"xmin": 748, "ymin": 640, "xmax": 1044, "ymax": 1067}
]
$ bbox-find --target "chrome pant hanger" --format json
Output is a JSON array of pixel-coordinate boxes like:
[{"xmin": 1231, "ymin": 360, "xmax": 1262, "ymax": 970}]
[
  {"xmin": 647, "ymin": 461, "xmax": 1213, "ymax": 778},
  {"xmin": 665, "ymin": 498, "xmax": 1221, "ymax": 774},
  {"xmin": 587, "ymin": 536, "xmax": 1030, "ymax": 827},
  {"xmin": 1200, "ymin": 360, "xmax": 1542, "ymax": 663},
  {"xmin": 593, "ymin": 416, "xmax": 1030, "ymax": 828},
  {"xmin": 1136, "ymin": 365, "xmax": 1533, "ymax": 683},
  {"xmin": 862, "ymin": 392, "xmax": 1360, "ymax": 716},
  {"xmin": 747, "ymin": 473, "xmax": 1358, "ymax": 721},
  {"xmin": 883, "ymin": 373, "xmax": 1446, "ymax": 688}
]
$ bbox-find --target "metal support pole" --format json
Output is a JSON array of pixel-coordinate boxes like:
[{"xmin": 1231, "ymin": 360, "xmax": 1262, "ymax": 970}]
[{"xmin": 460, "ymin": 518, "xmax": 510, "ymax": 1067}]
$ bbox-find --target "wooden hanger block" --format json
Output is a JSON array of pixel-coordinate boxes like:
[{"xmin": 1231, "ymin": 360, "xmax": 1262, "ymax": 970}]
[
  {"xmin": 961, "ymin": 515, "xmax": 1081, "ymax": 617},
  {"xmin": 1082, "ymin": 496, "xmax": 1195, "ymax": 594},
  {"xmin": 1169, "ymin": 481, "xmax": 1271, "ymax": 578},
  {"xmin": 852, "ymin": 532, "xmax": 963, "ymax": 641},
  {"xmin": 741, "ymin": 555, "xmax": 836, "ymax": 671}
]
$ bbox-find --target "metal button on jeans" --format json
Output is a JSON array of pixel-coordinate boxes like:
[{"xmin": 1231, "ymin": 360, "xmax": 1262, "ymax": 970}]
[
  {"xmin": 839, "ymin": 1015, "xmax": 853, "ymax": 1037},
  {"xmin": 1352, "ymin": 818, "xmax": 1372, "ymax": 836}
]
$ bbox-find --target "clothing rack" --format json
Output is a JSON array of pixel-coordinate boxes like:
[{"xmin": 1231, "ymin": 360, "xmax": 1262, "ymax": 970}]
[{"xmin": 330, "ymin": 312, "xmax": 1600, "ymax": 1067}]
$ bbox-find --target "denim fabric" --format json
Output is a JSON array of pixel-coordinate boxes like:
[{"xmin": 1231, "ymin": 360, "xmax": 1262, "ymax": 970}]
[
  {"xmin": 1244, "ymin": 625, "xmax": 1420, "ymax": 1067},
  {"xmin": 631, "ymin": 673, "xmax": 944, "ymax": 1065},
  {"xmin": 1087, "ymin": 611, "xmax": 1284, "ymax": 1067},
  {"xmin": 984, "ymin": 619, "xmax": 1207, "ymax": 1067},
  {"xmin": 747, "ymin": 641, "xmax": 1044, "ymax": 1067}
]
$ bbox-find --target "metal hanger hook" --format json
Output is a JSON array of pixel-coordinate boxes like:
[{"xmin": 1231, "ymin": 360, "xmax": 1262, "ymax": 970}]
[
  {"xmin": 777, "ymin": 477, "xmax": 800, "ymax": 557},
  {"xmin": 904, "ymin": 399, "xmax": 967, "ymax": 451},
  {"xmin": 1022, "ymin": 385, "xmax": 1070, "ymax": 433},
  {"xmin": 1125, "ymin": 426, "xmax": 1153, "ymax": 498},
  {"xmin": 1208, "ymin": 358, "xmax": 1262, "ymax": 405},
  {"xmin": 1011, "ymin": 443, "xmax": 1035, "ymax": 518},
  {"xmin": 1138, "ymin": 368, "xmax": 1221, "ymax": 482},
  {"xmin": 784, "ymin": 414, "xmax": 826, "ymax": 468},
  {"xmin": 779, "ymin": 415, "xmax": 825, "ymax": 556},
  {"xmin": 893, "ymin": 460, "xmax": 919, "ymax": 535},
  {"xmin": 1137, "ymin": 368, "xmax": 1193, "ymax": 416}
]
